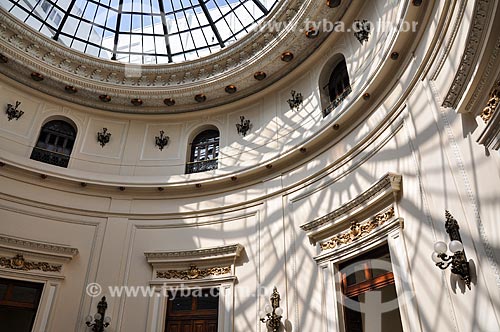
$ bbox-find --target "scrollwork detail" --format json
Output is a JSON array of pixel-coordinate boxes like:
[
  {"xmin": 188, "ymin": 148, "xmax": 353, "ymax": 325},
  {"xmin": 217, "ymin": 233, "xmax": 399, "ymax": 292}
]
[
  {"xmin": 0, "ymin": 254, "xmax": 62, "ymax": 272},
  {"xmin": 320, "ymin": 207, "xmax": 395, "ymax": 251},
  {"xmin": 156, "ymin": 264, "xmax": 230, "ymax": 280}
]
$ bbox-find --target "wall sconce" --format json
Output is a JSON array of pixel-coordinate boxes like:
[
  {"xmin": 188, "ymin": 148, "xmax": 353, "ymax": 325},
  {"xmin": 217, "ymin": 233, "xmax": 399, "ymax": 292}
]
[
  {"xmin": 85, "ymin": 296, "xmax": 111, "ymax": 331},
  {"xmin": 353, "ymin": 20, "xmax": 371, "ymax": 44},
  {"xmin": 259, "ymin": 287, "xmax": 283, "ymax": 332},
  {"xmin": 155, "ymin": 130, "xmax": 170, "ymax": 151},
  {"xmin": 97, "ymin": 128, "xmax": 111, "ymax": 147},
  {"xmin": 431, "ymin": 211, "xmax": 472, "ymax": 289},
  {"xmin": 6, "ymin": 101, "xmax": 24, "ymax": 121},
  {"xmin": 287, "ymin": 90, "xmax": 303, "ymax": 110},
  {"xmin": 236, "ymin": 116, "xmax": 252, "ymax": 136}
]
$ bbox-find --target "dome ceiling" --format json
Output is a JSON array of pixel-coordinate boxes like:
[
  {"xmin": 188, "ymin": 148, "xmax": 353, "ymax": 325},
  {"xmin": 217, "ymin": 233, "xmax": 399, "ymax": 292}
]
[
  {"xmin": 0, "ymin": 0, "xmax": 353, "ymax": 113},
  {"xmin": 1, "ymin": 0, "xmax": 279, "ymax": 64}
]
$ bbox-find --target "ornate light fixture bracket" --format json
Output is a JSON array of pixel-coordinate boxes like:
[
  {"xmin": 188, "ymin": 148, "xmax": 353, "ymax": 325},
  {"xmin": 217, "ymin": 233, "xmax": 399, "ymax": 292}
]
[
  {"xmin": 6, "ymin": 101, "xmax": 24, "ymax": 121},
  {"xmin": 259, "ymin": 287, "xmax": 283, "ymax": 332},
  {"xmin": 155, "ymin": 130, "xmax": 170, "ymax": 151},
  {"xmin": 85, "ymin": 296, "xmax": 111, "ymax": 332},
  {"xmin": 353, "ymin": 20, "xmax": 371, "ymax": 44},
  {"xmin": 431, "ymin": 211, "xmax": 472, "ymax": 289},
  {"xmin": 236, "ymin": 116, "xmax": 252, "ymax": 136},
  {"xmin": 287, "ymin": 90, "xmax": 303, "ymax": 110},
  {"xmin": 97, "ymin": 128, "xmax": 111, "ymax": 147}
]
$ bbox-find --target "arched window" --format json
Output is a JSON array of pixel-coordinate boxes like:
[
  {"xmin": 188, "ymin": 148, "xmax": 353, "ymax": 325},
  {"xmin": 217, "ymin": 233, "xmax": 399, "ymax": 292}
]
[
  {"xmin": 186, "ymin": 129, "xmax": 220, "ymax": 174},
  {"xmin": 30, "ymin": 119, "xmax": 76, "ymax": 168},
  {"xmin": 323, "ymin": 58, "xmax": 351, "ymax": 117}
]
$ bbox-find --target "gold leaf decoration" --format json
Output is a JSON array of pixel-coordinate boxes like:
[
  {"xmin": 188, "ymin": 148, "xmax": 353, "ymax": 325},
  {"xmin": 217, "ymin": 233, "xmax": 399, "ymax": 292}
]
[
  {"xmin": 320, "ymin": 207, "xmax": 395, "ymax": 251},
  {"xmin": 156, "ymin": 264, "xmax": 231, "ymax": 280},
  {"xmin": 480, "ymin": 81, "xmax": 499, "ymax": 123},
  {"xmin": 0, "ymin": 254, "xmax": 62, "ymax": 272}
]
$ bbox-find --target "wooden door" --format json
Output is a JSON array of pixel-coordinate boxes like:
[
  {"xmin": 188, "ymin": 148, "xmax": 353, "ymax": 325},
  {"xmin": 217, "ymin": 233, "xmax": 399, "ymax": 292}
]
[{"xmin": 165, "ymin": 289, "xmax": 219, "ymax": 332}]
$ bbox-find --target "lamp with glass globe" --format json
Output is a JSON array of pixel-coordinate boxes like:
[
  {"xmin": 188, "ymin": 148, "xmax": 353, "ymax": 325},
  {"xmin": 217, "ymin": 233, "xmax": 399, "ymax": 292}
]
[
  {"xmin": 85, "ymin": 296, "xmax": 111, "ymax": 331},
  {"xmin": 259, "ymin": 287, "xmax": 283, "ymax": 332},
  {"xmin": 431, "ymin": 211, "xmax": 471, "ymax": 289}
]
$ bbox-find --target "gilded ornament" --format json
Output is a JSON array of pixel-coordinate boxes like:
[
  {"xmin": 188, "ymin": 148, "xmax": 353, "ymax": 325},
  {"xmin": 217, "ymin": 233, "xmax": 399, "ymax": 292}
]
[
  {"xmin": 320, "ymin": 207, "xmax": 395, "ymax": 251},
  {"xmin": 480, "ymin": 83, "xmax": 499, "ymax": 123},
  {"xmin": 0, "ymin": 254, "xmax": 62, "ymax": 272},
  {"xmin": 156, "ymin": 264, "xmax": 230, "ymax": 280}
]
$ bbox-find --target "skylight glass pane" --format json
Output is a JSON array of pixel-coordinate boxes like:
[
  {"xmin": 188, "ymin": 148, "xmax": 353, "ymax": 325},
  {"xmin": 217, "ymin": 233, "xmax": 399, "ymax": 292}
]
[{"xmin": 4, "ymin": 0, "xmax": 279, "ymax": 64}]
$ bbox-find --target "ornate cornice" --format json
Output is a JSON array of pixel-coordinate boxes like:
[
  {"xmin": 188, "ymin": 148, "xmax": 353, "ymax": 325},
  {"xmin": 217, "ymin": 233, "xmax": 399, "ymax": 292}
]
[
  {"xmin": 465, "ymin": 35, "xmax": 500, "ymax": 113},
  {"xmin": 430, "ymin": 0, "xmax": 467, "ymax": 81},
  {"xmin": 145, "ymin": 244, "xmax": 243, "ymax": 262},
  {"xmin": 300, "ymin": 173, "xmax": 402, "ymax": 233},
  {"xmin": 319, "ymin": 207, "xmax": 394, "ymax": 251},
  {"xmin": 0, "ymin": 1, "xmax": 353, "ymax": 113},
  {"xmin": 443, "ymin": 0, "xmax": 495, "ymax": 108},
  {"xmin": 0, "ymin": 254, "xmax": 61, "ymax": 272},
  {"xmin": 0, "ymin": 233, "xmax": 79, "ymax": 259},
  {"xmin": 156, "ymin": 264, "xmax": 230, "ymax": 280}
]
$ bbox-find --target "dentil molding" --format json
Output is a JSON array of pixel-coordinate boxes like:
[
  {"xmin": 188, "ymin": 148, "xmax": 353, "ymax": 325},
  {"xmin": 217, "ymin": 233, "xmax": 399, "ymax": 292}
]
[
  {"xmin": 442, "ymin": 0, "xmax": 496, "ymax": 108},
  {"xmin": 300, "ymin": 172, "xmax": 402, "ymax": 242},
  {"xmin": 0, "ymin": 233, "xmax": 79, "ymax": 259},
  {"xmin": 145, "ymin": 244, "xmax": 244, "ymax": 282}
]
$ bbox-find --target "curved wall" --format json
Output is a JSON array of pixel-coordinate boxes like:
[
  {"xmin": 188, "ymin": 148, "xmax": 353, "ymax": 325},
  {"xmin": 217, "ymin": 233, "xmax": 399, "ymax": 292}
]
[
  {"xmin": 0, "ymin": 1, "xmax": 500, "ymax": 332},
  {"xmin": 0, "ymin": 0, "xmax": 408, "ymax": 186}
]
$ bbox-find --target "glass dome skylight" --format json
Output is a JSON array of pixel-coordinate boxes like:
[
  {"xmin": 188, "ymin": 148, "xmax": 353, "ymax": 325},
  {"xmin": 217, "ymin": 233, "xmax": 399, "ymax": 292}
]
[{"xmin": 2, "ymin": 0, "xmax": 279, "ymax": 64}]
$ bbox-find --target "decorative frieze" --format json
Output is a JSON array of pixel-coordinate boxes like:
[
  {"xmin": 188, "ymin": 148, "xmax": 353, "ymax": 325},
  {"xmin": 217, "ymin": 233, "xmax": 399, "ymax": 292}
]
[
  {"xmin": 0, "ymin": 234, "xmax": 79, "ymax": 258},
  {"xmin": 156, "ymin": 264, "xmax": 231, "ymax": 280},
  {"xmin": 146, "ymin": 244, "xmax": 244, "ymax": 282},
  {"xmin": 0, "ymin": 254, "xmax": 61, "ymax": 272},
  {"xmin": 443, "ymin": 0, "xmax": 495, "ymax": 108},
  {"xmin": 320, "ymin": 207, "xmax": 395, "ymax": 251}
]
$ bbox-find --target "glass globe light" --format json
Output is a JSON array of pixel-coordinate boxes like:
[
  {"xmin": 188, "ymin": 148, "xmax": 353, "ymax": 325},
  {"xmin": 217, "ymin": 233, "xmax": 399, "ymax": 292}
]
[
  {"xmin": 265, "ymin": 304, "xmax": 272, "ymax": 314},
  {"xmin": 434, "ymin": 241, "xmax": 447, "ymax": 254},
  {"xmin": 104, "ymin": 316, "xmax": 112, "ymax": 324},
  {"xmin": 259, "ymin": 311, "xmax": 266, "ymax": 319},
  {"xmin": 94, "ymin": 313, "xmax": 102, "ymax": 320},
  {"xmin": 275, "ymin": 307, "xmax": 284, "ymax": 316},
  {"xmin": 85, "ymin": 315, "xmax": 93, "ymax": 323},
  {"xmin": 449, "ymin": 240, "xmax": 464, "ymax": 253},
  {"xmin": 431, "ymin": 251, "xmax": 442, "ymax": 263}
]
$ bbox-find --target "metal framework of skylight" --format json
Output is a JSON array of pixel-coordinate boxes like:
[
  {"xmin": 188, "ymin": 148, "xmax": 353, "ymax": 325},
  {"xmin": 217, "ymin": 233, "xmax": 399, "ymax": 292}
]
[{"xmin": 1, "ymin": 0, "xmax": 278, "ymax": 64}]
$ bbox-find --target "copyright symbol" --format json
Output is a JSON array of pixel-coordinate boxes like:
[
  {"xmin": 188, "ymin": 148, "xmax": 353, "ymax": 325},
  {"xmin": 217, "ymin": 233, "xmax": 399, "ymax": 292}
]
[{"xmin": 86, "ymin": 283, "xmax": 102, "ymax": 298}]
